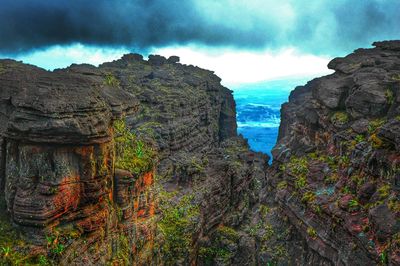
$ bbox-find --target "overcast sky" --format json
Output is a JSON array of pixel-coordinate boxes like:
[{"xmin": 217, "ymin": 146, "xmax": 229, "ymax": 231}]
[{"xmin": 1, "ymin": 0, "xmax": 400, "ymax": 86}]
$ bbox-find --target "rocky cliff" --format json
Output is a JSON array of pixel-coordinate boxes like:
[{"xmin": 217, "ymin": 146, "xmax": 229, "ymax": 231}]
[
  {"xmin": 269, "ymin": 41, "xmax": 400, "ymax": 265},
  {"xmin": 0, "ymin": 54, "xmax": 267, "ymax": 265},
  {"xmin": 1, "ymin": 41, "xmax": 400, "ymax": 266}
]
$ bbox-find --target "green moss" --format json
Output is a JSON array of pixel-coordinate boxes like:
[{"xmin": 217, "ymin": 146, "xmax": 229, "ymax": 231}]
[
  {"xmin": 377, "ymin": 184, "xmax": 391, "ymax": 200},
  {"xmin": 287, "ymin": 156, "xmax": 309, "ymax": 176},
  {"xmin": 0, "ymin": 200, "xmax": 52, "ymax": 265},
  {"xmin": 392, "ymin": 73, "xmax": 400, "ymax": 81},
  {"xmin": 103, "ymin": 72, "xmax": 120, "ymax": 87},
  {"xmin": 388, "ymin": 199, "xmax": 400, "ymax": 213},
  {"xmin": 385, "ymin": 89, "xmax": 395, "ymax": 105},
  {"xmin": 295, "ymin": 176, "xmax": 307, "ymax": 189},
  {"xmin": 307, "ymin": 227, "xmax": 317, "ymax": 239},
  {"xmin": 331, "ymin": 112, "xmax": 349, "ymax": 125},
  {"xmin": 348, "ymin": 199, "xmax": 360, "ymax": 211},
  {"xmin": 324, "ymin": 173, "xmax": 339, "ymax": 184},
  {"xmin": 216, "ymin": 226, "xmax": 239, "ymax": 242},
  {"xmin": 368, "ymin": 133, "xmax": 384, "ymax": 149},
  {"xmin": 259, "ymin": 204, "xmax": 270, "ymax": 216},
  {"xmin": 158, "ymin": 194, "xmax": 200, "ymax": 264},
  {"xmin": 113, "ymin": 119, "xmax": 156, "ymax": 174},
  {"xmin": 368, "ymin": 118, "xmax": 386, "ymax": 134},
  {"xmin": 277, "ymin": 181, "xmax": 288, "ymax": 190},
  {"xmin": 301, "ymin": 191, "xmax": 316, "ymax": 204}
]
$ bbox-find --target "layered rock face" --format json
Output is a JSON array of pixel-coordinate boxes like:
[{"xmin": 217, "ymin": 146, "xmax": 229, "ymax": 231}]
[
  {"xmin": 0, "ymin": 60, "xmax": 159, "ymax": 264},
  {"xmin": 0, "ymin": 60, "xmax": 136, "ymax": 231},
  {"xmin": 2, "ymin": 41, "xmax": 399, "ymax": 266},
  {"xmin": 0, "ymin": 55, "xmax": 267, "ymax": 265},
  {"xmin": 94, "ymin": 54, "xmax": 268, "ymax": 265},
  {"xmin": 270, "ymin": 41, "xmax": 400, "ymax": 265}
]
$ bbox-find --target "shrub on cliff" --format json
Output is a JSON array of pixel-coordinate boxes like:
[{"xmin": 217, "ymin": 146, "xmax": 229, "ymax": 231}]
[{"xmin": 113, "ymin": 119, "xmax": 156, "ymax": 174}]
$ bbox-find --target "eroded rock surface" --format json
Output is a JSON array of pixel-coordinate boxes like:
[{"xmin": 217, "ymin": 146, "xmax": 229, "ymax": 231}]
[
  {"xmin": 0, "ymin": 55, "xmax": 267, "ymax": 265},
  {"xmin": 269, "ymin": 41, "xmax": 400, "ymax": 265}
]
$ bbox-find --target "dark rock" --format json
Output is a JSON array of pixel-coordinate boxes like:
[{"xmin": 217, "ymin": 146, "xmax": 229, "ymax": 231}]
[
  {"xmin": 369, "ymin": 204, "xmax": 397, "ymax": 242},
  {"xmin": 167, "ymin": 56, "xmax": 180, "ymax": 63},
  {"xmin": 270, "ymin": 41, "xmax": 400, "ymax": 266},
  {"xmin": 357, "ymin": 182, "xmax": 376, "ymax": 203},
  {"xmin": 148, "ymin": 54, "xmax": 167, "ymax": 66},
  {"xmin": 351, "ymin": 118, "xmax": 369, "ymax": 134}
]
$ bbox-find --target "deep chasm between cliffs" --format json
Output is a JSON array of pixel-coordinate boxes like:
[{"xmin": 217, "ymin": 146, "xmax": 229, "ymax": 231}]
[{"xmin": 0, "ymin": 41, "xmax": 400, "ymax": 265}]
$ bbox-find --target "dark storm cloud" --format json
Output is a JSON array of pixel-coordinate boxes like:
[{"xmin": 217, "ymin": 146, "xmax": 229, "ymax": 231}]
[{"xmin": 1, "ymin": 0, "xmax": 400, "ymax": 55}]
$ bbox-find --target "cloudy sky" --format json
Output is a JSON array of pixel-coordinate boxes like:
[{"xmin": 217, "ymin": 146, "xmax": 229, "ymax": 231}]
[{"xmin": 1, "ymin": 0, "xmax": 400, "ymax": 86}]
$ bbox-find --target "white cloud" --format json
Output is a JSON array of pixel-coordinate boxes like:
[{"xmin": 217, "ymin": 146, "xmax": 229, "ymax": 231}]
[
  {"xmin": 9, "ymin": 44, "xmax": 333, "ymax": 87},
  {"xmin": 13, "ymin": 44, "xmax": 129, "ymax": 70},
  {"xmin": 154, "ymin": 45, "xmax": 333, "ymax": 86}
]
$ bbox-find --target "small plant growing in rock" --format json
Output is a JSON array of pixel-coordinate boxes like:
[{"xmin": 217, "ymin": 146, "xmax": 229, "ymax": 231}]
[
  {"xmin": 392, "ymin": 73, "xmax": 400, "ymax": 81},
  {"xmin": 104, "ymin": 72, "xmax": 120, "ymax": 87},
  {"xmin": 341, "ymin": 186, "xmax": 351, "ymax": 194},
  {"xmin": 368, "ymin": 118, "xmax": 386, "ymax": 134},
  {"xmin": 378, "ymin": 184, "xmax": 391, "ymax": 200},
  {"xmin": 295, "ymin": 176, "xmax": 307, "ymax": 189},
  {"xmin": 301, "ymin": 191, "xmax": 316, "ymax": 204},
  {"xmin": 38, "ymin": 255, "xmax": 49, "ymax": 266},
  {"xmin": 380, "ymin": 250, "xmax": 388, "ymax": 265},
  {"xmin": 113, "ymin": 119, "xmax": 156, "ymax": 174},
  {"xmin": 325, "ymin": 173, "xmax": 339, "ymax": 184},
  {"xmin": 277, "ymin": 181, "xmax": 288, "ymax": 190},
  {"xmin": 348, "ymin": 199, "xmax": 360, "ymax": 211},
  {"xmin": 388, "ymin": 199, "xmax": 400, "ymax": 213},
  {"xmin": 385, "ymin": 89, "xmax": 394, "ymax": 105},
  {"xmin": 355, "ymin": 134, "xmax": 365, "ymax": 143},
  {"xmin": 1, "ymin": 246, "xmax": 11, "ymax": 257},
  {"xmin": 307, "ymin": 227, "xmax": 317, "ymax": 239},
  {"xmin": 331, "ymin": 111, "xmax": 349, "ymax": 126},
  {"xmin": 368, "ymin": 133, "xmax": 384, "ymax": 149}
]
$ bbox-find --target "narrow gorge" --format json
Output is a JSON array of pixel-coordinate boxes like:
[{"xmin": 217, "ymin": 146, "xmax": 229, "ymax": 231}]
[{"xmin": 0, "ymin": 41, "xmax": 399, "ymax": 265}]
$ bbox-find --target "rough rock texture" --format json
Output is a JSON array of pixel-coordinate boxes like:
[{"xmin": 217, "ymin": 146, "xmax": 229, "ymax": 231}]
[
  {"xmin": 2, "ymin": 41, "xmax": 399, "ymax": 266},
  {"xmin": 0, "ymin": 60, "xmax": 136, "ymax": 234},
  {"xmin": 270, "ymin": 41, "xmax": 400, "ymax": 265},
  {"xmin": 94, "ymin": 54, "xmax": 268, "ymax": 265},
  {"xmin": 0, "ymin": 55, "xmax": 267, "ymax": 265}
]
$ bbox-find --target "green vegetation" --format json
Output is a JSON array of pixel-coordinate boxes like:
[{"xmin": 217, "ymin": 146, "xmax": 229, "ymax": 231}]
[
  {"xmin": 369, "ymin": 133, "xmax": 384, "ymax": 149},
  {"xmin": 355, "ymin": 134, "xmax": 365, "ymax": 143},
  {"xmin": 331, "ymin": 111, "xmax": 349, "ymax": 125},
  {"xmin": 277, "ymin": 181, "xmax": 288, "ymax": 190},
  {"xmin": 385, "ymin": 89, "xmax": 394, "ymax": 105},
  {"xmin": 368, "ymin": 118, "xmax": 386, "ymax": 134},
  {"xmin": 388, "ymin": 199, "xmax": 400, "ymax": 213},
  {"xmin": 286, "ymin": 156, "xmax": 309, "ymax": 189},
  {"xmin": 0, "ymin": 200, "xmax": 51, "ymax": 265},
  {"xmin": 103, "ymin": 72, "xmax": 120, "ymax": 87},
  {"xmin": 377, "ymin": 184, "xmax": 391, "ymax": 200},
  {"xmin": 113, "ymin": 119, "xmax": 156, "ymax": 174},
  {"xmin": 301, "ymin": 191, "xmax": 316, "ymax": 204},
  {"xmin": 348, "ymin": 199, "xmax": 360, "ymax": 211},
  {"xmin": 307, "ymin": 227, "xmax": 317, "ymax": 239},
  {"xmin": 158, "ymin": 194, "xmax": 200, "ymax": 264},
  {"xmin": 380, "ymin": 250, "xmax": 388, "ymax": 265},
  {"xmin": 392, "ymin": 73, "xmax": 400, "ymax": 81}
]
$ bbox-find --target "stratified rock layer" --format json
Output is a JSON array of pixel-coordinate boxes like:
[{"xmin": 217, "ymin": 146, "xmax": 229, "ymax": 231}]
[
  {"xmin": 270, "ymin": 41, "xmax": 400, "ymax": 265},
  {"xmin": 0, "ymin": 55, "xmax": 267, "ymax": 265}
]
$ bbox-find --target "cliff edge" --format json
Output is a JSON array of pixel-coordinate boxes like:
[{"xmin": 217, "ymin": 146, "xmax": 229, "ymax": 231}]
[{"xmin": 270, "ymin": 41, "xmax": 400, "ymax": 265}]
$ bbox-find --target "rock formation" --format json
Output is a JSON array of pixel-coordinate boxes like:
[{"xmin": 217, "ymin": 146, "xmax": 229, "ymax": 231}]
[
  {"xmin": 1, "ymin": 41, "xmax": 399, "ymax": 266},
  {"xmin": 0, "ymin": 54, "xmax": 266, "ymax": 265},
  {"xmin": 269, "ymin": 41, "xmax": 400, "ymax": 265}
]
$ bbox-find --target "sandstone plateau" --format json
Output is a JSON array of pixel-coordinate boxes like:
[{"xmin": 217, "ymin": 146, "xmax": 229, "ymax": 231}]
[{"xmin": 0, "ymin": 41, "xmax": 399, "ymax": 266}]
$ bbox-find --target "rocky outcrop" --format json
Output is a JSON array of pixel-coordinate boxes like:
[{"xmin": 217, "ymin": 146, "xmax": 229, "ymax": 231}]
[
  {"xmin": 0, "ymin": 54, "xmax": 267, "ymax": 265},
  {"xmin": 0, "ymin": 60, "xmax": 135, "ymax": 233},
  {"xmin": 270, "ymin": 41, "xmax": 400, "ymax": 265}
]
